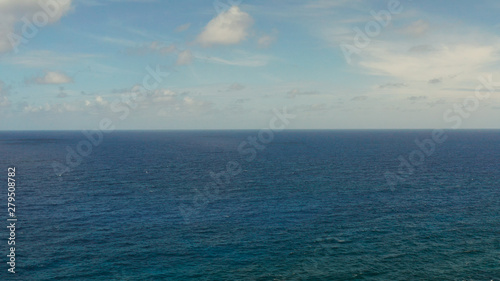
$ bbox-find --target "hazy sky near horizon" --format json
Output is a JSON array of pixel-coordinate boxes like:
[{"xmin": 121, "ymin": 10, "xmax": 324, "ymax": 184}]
[{"xmin": 1, "ymin": 0, "xmax": 500, "ymax": 130}]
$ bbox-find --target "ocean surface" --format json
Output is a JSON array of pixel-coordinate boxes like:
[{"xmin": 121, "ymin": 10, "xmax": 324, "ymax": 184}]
[{"xmin": 0, "ymin": 130, "xmax": 499, "ymax": 280}]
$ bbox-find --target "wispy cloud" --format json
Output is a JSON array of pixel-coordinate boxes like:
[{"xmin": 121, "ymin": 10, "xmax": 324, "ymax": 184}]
[
  {"xmin": 127, "ymin": 41, "xmax": 177, "ymax": 55},
  {"xmin": 1, "ymin": 50, "xmax": 99, "ymax": 68},
  {"xmin": 176, "ymin": 23, "xmax": 191, "ymax": 32},
  {"xmin": 0, "ymin": 81, "xmax": 11, "ymax": 107},
  {"xmin": 351, "ymin": 95, "xmax": 367, "ymax": 101},
  {"xmin": 86, "ymin": 34, "xmax": 138, "ymax": 47},
  {"xmin": 257, "ymin": 29, "xmax": 278, "ymax": 48},
  {"xmin": 227, "ymin": 83, "xmax": 245, "ymax": 91},
  {"xmin": 359, "ymin": 43, "xmax": 498, "ymax": 81},
  {"xmin": 378, "ymin": 82, "xmax": 408, "ymax": 89},
  {"xmin": 286, "ymin": 89, "xmax": 319, "ymax": 99},
  {"xmin": 401, "ymin": 20, "xmax": 430, "ymax": 36},
  {"xmin": 408, "ymin": 96, "xmax": 426, "ymax": 101},
  {"xmin": 428, "ymin": 78, "xmax": 442, "ymax": 84},
  {"xmin": 176, "ymin": 49, "xmax": 193, "ymax": 65},
  {"xmin": 198, "ymin": 53, "xmax": 271, "ymax": 67}
]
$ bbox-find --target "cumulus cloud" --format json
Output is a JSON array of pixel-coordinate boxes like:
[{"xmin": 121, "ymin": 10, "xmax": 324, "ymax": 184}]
[
  {"xmin": 21, "ymin": 85, "xmax": 212, "ymax": 117},
  {"xmin": 176, "ymin": 49, "xmax": 193, "ymax": 65},
  {"xmin": 31, "ymin": 71, "xmax": 73, "ymax": 84},
  {"xmin": 197, "ymin": 6, "xmax": 253, "ymax": 47},
  {"xmin": 151, "ymin": 89, "xmax": 177, "ymax": 103},
  {"xmin": 157, "ymin": 95, "xmax": 213, "ymax": 116},
  {"xmin": 0, "ymin": 0, "xmax": 73, "ymax": 53},
  {"xmin": 110, "ymin": 86, "xmax": 211, "ymax": 115},
  {"xmin": 95, "ymin": 95, "xmax": 107, "ymax": 106},
  {"xmin": 23, "ymin": 102, "xmax": 86, "ymax": 113}
]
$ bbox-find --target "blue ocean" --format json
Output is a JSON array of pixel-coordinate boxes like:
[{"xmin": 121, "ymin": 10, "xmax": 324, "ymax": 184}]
[{"xmin": 0, "ymin": 130, "xmax": 499, "ymax": 280}]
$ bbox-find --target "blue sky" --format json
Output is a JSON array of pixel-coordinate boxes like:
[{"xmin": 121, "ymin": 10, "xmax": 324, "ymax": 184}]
[{"xmin": 0, "ymin": 0, "xmax": 500, "ymax": 130}]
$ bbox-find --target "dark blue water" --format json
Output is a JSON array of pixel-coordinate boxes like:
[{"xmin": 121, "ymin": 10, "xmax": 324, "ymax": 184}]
[{"xmin": 0, "ymin": 130, "xmax": 499, "ymax": 280}]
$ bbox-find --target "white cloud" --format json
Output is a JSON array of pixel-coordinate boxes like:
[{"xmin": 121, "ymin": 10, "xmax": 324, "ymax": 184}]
[
  {"xmin": 151, "ymin": 41, "xmax": 176, "ymax": 54},
  {"xmin": 78, "ymin": 0, "xmax": 157, "ymax": 5},
  {"xmin": 95, "ymin": 95, "xmax": 107, "ymax": 106},
  {"xmin": 428, "ymin": 77, "xmax": 442, "ymax": 84},
  {"xmin": 408, "ymin": 96, "xmax": 427, "ymax": 101},
  {"xmin": 402, "ymin": 20, "xmax": 430, "ymax": 36},
  {"xmin": 351, "ymin": 95, "xmax": 368, "ymax": 101},
  {"xmin": 197, "ymin": 6, "xmax": 253, "ymax": 47},
  {"xmin": 257, "ymin": 29, "xmax": 278, "ymax": 48},
  {"xmin": 359, "ymin": 43, "xmax": 497, "ymax": 81},
  {"xmin": 86, "ymin": 34, "xmax": 137, "ymax": 47},
  {"xmin": 258, "ymin": 35, "xmax": 274, "ymax": 48},
  {"xmin": 109, "ymin": 87, "xmax": 214, "ymax": 116},
  {"xmin": 151, "ymin": 89, "xmax": 176, "ymax": 102},
  {"xmin": 99, "ymin": 86, "xmax": 212, "ymax": 116},
  {"xmin": 33, "ymin": 71, "xmax": 73, "ymax": 84},
  {"xmin": 290, "ymin": 103, "xmax": 333, "ymax": 113},
  {"xmin": 1, "ymin": 50, "xmax": 98, "ymax": 68},
  {"xmin": 303, "ymin": 0, "xmax": 359, "ymax": 9},
  {"xmin": 23, "ymin": 102, "xmax": 83, "ymax": 113},
  {"xmin": 199, "ymin": 53, "xmax": 270, "ymax": 67},
  {"xmin": 0, "ymin": 81, "xmax": 10, "ymax": 107},
  {"xmin": 313, "ymin": 4, "xmax": 500, "ymax": 89},
  {"xmin": 0, "ymin": 0, "xmax": 73, "ymax": 53},
  {"xmin": 176, "ymin": 49, "xmax": 193, "ymax": 65},
  {"xmin": 378, "ymin": 82, "xmax": 408, "ymax": 89},
  {"xmin": 20, "ymin": 89, "xmax": 212, "ymax": 125},
  {"xmin": 286, "ymin": 89, "xmax": 319, "ymax": 99},
  {"xmin": 128, "ymin": 41, "xmax": 176, "ymax": 55},
  {"xmin": 408, "ymin": 44, "xmax": 435, "ymax": 54},
  {"xmin": 227, "ymin": 83, "xmax": 245, "ymax": 91},
  {"xmin": 175, "ymin": 23, "xmax": 190, "ymax": 32}
]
